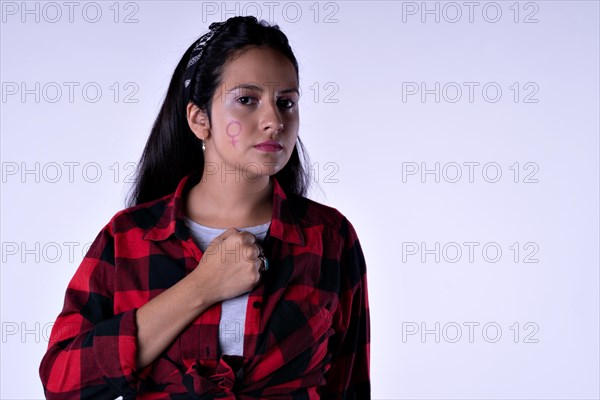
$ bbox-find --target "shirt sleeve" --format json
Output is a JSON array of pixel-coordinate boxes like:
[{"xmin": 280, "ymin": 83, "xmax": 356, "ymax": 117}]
[
  {"xmin": 319, "ymin": 216, "xmax": 371, "ymax": 399},
  {"xmin": 39, "ymin": 223, "xmax": 142, "ymax": 399}
]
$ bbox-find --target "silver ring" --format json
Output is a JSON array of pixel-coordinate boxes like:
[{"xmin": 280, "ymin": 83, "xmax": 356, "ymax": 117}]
[
  {"xmin": 255, "ymin": 243, "xmax": 264, "ymax": 257},
  {"xmin": 255, "ymin": 243, "xmax": 268, "ymax": 272},
  {"xmin": 257, "ymin": 253, "xmax": 269, "ymax": 273}
]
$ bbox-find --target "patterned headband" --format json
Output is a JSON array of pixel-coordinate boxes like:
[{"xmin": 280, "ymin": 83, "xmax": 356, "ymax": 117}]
[{"xmin": 182, "ymin": 21, "xmax": 228, "ymax": 102}]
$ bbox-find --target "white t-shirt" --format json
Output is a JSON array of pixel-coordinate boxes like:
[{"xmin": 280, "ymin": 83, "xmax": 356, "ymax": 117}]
[{"xmin": 183, "ymin": 216, "xmax": 271, "ymax": 357}]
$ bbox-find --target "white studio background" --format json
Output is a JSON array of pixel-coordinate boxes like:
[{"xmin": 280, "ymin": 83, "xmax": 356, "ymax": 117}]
[{"xmin": 1, "ymin": 1, "xmax": 599, "ymax": 399}]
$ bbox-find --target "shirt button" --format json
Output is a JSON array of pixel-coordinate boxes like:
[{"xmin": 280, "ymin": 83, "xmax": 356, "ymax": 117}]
[{"xmin": 253, "ymin": 301, "xmax": 262, "ymax": 308}]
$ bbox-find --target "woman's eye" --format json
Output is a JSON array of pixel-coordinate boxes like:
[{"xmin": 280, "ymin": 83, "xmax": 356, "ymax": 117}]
[
  {"xmin": 278, "ymin": 99, "xmax": 295, "ymax": 109},
  {"xmin": 238, "ymin": 96, "xmax": 256, "ymax": 105}
]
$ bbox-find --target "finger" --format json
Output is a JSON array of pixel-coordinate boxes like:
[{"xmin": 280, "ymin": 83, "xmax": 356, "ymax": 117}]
[
  {"xmin": 214, "ymin": 227, "xmax": 239, "ymax": 243},
  {"xmin": 242, "ymin": 242, "xmax": 261, "ymax": 262},
  {"xmin": 205, "ymin": 228, "xmax": 239, "ymax": 256},
  {"xmin": 256, "ymin": 257, "xmax": 265, "ymax": 273},
  {"xmin": 254, "ymin": 266, "xmax": 263, "ymax": 285},
  {"xmin": 238, "ymin": 231, "xmax": 257, "ymax": 245}
]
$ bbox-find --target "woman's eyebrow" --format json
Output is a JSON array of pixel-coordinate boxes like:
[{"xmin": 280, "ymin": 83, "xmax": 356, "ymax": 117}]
[
  {"xmin": 280, "ymin": 87, "xmax": 300, "ymax": 95},
  {"xmin": 227, "ymin": 83, "xmax": 299, "ymax": 95}
]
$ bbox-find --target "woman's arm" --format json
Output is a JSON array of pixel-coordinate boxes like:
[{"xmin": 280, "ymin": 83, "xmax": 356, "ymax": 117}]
[
  {"xmin": 134, "ymin": 269, "xmax": 214, "ymax": 369},
  {"xmin": 319, "ymin": 217, "xmax": 371, "ymax": 399},
  {"xmin": 39, "ymin": 224, "xmax": 141, "ymax": 399},
  {"xmin": 38, "ymin": 224, "xmax": 218, "ymax": 399},
  {"xmin": 40, "ymin": 224, "xmax": 260, "ymax": 399},
  {"xmin": 136, "ymin": 227, "xmax": 263, "ymax": 369}
]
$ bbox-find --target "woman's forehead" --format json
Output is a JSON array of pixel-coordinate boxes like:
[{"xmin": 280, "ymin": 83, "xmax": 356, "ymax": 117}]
[{"xmin": 220, "ymin": 47, "xmax": 298, "ymax": 89}]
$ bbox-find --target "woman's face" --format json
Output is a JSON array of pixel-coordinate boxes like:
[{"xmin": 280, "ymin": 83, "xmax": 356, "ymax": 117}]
[{"xmin": 193, "ymin": 46, "xmax": 300, "ymax": 181}]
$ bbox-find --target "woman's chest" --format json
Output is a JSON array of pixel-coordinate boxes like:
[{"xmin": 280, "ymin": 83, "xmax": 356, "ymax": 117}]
[{"xmin": 111, "ymin": 227, "xmax": 341, "ymax": 391}]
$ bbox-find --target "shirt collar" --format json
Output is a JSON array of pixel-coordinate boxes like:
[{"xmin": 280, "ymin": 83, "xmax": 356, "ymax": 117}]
[{"xmin": 141, "ymin": 168, "xmax": 305, "ymax": 246}]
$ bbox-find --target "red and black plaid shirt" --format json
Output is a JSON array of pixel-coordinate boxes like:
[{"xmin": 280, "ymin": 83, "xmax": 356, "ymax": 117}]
[{"xmin": 39, "ymin": 168, "xmax": 371, "ymax": 399}]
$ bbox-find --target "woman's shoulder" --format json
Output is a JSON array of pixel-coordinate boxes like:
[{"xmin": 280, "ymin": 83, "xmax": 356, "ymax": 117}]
[
  {"xmin": 286, "ymin": 192, "xmax": 355, "ymax": 234},
  {"xmin": 104, "ymin": 192, "xmax": 175, "ymax": 235}
]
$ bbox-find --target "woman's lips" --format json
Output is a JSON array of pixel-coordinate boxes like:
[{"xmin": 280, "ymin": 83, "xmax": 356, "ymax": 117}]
[{"xmin": 254, "ymin": 141, "xmax": 283, "ymax": 152}]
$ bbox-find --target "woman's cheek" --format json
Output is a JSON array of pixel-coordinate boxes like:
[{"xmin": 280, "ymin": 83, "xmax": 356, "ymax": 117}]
[{"xmin": 225, "ymin": 119, "xmax": 242, "ymax": 147}]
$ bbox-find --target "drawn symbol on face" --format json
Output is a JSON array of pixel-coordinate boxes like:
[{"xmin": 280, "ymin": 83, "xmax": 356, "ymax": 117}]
[{"xmin": 226, "ymin": 121, "xmax": 242, "ymax": 147}]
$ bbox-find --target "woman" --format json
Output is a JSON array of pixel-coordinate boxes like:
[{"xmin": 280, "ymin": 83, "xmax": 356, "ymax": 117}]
[{"xmin": 39, "ymin": 16, "xmax": 370, "ymax": 399}]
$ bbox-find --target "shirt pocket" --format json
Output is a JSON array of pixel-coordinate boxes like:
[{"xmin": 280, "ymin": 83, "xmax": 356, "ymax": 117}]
[
  {"xmin": 251, "ymin": 301, "xmax": 335, "ymax": 382},
  {"xmin": 139, "ymin": 338, "xmax": 186, "ymax": 386}
]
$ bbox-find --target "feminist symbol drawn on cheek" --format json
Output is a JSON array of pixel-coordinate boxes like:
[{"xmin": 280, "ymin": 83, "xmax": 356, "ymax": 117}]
[{"xmin": 226, "ymin": 121, "xmax": 242, "ymax": 147}]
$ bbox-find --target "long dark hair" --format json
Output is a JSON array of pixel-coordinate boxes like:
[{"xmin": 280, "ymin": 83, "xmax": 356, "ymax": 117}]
[{"xmin": 126, "ymin": 16, "xmax": 311, "ymax": 207}]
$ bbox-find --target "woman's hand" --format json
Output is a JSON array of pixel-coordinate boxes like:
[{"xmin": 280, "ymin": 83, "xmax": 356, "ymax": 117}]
[
  {"xmin": 135, "ymin": 228, "xmax": 264, "ymax": 370},
  {"xmin": 191, "ymin": 228, "xmax": 264, "ymax": 304}
]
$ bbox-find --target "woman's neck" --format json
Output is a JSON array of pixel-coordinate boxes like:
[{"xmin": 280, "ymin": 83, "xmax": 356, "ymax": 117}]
[{"xmin": 184, "ymin": 169, "xmax": 273, "ymax": 229}]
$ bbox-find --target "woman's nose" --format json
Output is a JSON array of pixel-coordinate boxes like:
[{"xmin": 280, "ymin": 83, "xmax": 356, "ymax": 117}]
[{"xmin": 261, "ymin": 101, "xmax": 284, "ymax": 134}]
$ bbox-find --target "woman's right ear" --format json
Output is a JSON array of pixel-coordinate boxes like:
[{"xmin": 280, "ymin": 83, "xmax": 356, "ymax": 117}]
[{"xmin": 186, "ymin": 102, "xmax": 211, "ymax": 140}]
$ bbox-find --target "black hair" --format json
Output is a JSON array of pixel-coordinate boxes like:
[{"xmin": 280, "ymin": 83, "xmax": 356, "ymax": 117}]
[{"xmin": 125, "ymin": 16, "xmax": 311, "ymax": 207}]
